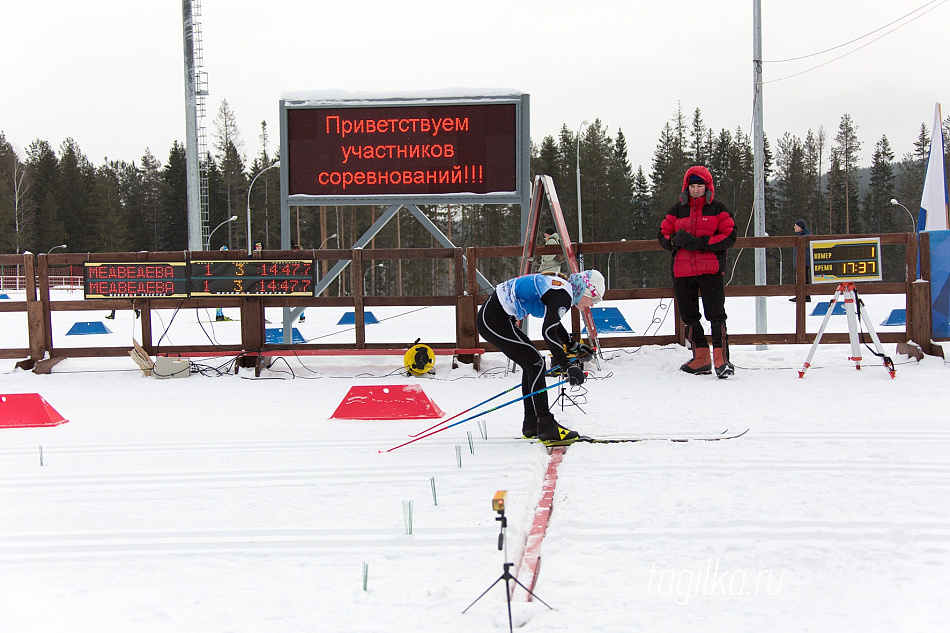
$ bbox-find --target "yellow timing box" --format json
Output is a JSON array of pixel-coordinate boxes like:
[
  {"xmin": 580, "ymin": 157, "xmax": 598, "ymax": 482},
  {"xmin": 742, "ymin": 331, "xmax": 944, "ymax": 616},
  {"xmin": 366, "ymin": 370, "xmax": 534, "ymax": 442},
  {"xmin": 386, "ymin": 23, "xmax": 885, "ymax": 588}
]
[{"xmin": 492, "ymin": 490, "xmax": 508, "ymax": 513}]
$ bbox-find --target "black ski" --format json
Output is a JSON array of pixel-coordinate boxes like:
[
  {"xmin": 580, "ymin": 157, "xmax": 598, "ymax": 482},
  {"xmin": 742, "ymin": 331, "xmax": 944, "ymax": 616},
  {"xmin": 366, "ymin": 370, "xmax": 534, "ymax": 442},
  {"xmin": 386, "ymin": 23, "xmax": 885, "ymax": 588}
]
[{"xmin": 537, "ymin": 428, "xmax": 749, "ymax": 446}]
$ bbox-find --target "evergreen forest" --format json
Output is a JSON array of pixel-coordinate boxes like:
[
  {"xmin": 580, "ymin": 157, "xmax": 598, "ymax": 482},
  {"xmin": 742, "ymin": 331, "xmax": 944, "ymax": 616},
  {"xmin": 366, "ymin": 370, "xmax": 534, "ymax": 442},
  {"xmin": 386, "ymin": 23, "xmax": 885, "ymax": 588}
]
[{"xmin": 2, "ymin": 101, "xmax": 948, "ymax": 292}]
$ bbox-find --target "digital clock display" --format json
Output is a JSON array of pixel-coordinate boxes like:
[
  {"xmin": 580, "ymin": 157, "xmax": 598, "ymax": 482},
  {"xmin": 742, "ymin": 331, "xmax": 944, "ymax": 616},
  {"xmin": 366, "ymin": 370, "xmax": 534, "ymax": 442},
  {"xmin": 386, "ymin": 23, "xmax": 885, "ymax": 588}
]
[
  {"xmin": 189, "ymin": 260, "xmax": 314, "ymax": 296},
  {"xmin": 84, "ymin": 262, "xmax": 189, "ymax": 298},
  {"xmin": 809, "ymin": 238, "xmax": 883, "ymax": 283}
]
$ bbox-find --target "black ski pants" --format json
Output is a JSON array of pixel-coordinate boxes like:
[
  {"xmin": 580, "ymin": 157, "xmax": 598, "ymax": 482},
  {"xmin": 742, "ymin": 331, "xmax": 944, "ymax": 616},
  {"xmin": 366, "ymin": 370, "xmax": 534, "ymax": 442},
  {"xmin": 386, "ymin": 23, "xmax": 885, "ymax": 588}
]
[
  {"xmin": 673, "ymin": 273, "xmax": 728, "ymax": 349},
  {"xmin": 476, "ymin": 293, "xmax": 550, "ymax": 420}
]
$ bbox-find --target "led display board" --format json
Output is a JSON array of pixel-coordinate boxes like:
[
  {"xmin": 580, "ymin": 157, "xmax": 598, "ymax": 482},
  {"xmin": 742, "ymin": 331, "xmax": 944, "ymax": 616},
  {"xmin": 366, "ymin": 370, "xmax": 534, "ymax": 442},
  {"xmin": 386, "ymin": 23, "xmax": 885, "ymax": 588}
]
[
  {"xmin": 280, "ymin": 93, "xmax": 528, "ymax": 205},
  {"xmin": 809, "ymin": 237, "xmax": 883, "ymax": 283},
  {"xmin": 190, "ymin": 260, "xmax": 314, "ymax": 296},
  {"xmin": 84, "ymin": 263, "xmax": 189, "ymax": 298}
]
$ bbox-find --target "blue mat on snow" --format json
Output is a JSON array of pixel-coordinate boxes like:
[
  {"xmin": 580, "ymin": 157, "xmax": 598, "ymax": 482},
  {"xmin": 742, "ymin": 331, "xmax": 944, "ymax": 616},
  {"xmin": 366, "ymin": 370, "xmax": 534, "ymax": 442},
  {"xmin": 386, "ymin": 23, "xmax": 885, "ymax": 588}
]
[
  {"xmin": 337, "ymin": 311, "xmax": 379, "ymax": 325},
  {"xmin": 582, "ymin": 306, "xmax": 634, "ymax": 334},
  {"xmin": 265, "ymin": 328, "xmax": 307, "ymax": 344},
  {"xmin": 66, "ymin": 321, "xmax": 112, "ymax": 335},
  {"xmin": 0, "ymin": 293, "xmax": 10, "ymax": 299},
  {"xmin": 810, "ymin": 301, "xmax": 847, "ymax": 317},
  {"xmin": 880, "ymin": 309, "xmax": 906, "ymax": 327}
]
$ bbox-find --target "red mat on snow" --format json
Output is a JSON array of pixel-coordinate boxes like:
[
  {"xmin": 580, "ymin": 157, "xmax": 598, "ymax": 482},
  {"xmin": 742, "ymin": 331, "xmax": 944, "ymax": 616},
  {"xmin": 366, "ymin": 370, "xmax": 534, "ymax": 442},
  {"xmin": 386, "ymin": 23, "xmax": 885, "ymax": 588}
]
[
  {"xmin": 0, "ymin": 393, "xmax": 69, "ymax": 428},
  {"xmin": 330, "ymin": 385, "xmax": 444, "ymax": 420}
]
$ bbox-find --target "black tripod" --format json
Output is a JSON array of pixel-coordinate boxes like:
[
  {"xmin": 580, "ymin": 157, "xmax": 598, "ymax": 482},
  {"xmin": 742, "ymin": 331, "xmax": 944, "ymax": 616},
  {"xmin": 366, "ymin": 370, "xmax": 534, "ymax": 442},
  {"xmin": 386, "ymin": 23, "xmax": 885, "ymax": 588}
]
[
  {"xmin": 551, "ymin": 382, "xmax": 586, "ymax": 413},
  {"xmin": 462, "ymin": 509, "xmax": 552, "ymax": 632}
]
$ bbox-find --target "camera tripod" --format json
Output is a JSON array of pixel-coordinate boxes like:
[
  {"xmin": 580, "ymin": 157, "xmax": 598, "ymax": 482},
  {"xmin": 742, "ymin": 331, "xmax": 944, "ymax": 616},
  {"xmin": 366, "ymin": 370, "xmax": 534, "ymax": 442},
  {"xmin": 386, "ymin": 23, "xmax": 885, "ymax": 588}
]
[
  {"xmin": 462, "ymin": 509, "xmax": 552, "ymax": 632},
  {"xmin": 799, "ymin": 282, "xmax": 895, "ymax": 378},
  {"xmin": 551, "ymin": 381, "xmax": 586, "ymax": 414}
]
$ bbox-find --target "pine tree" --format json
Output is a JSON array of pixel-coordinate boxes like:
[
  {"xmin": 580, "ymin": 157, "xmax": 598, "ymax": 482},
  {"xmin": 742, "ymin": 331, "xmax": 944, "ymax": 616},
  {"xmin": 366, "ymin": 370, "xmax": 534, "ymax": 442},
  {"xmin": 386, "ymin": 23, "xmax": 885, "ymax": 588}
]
[
  {"xmin": 826, "ymin": 148, "xmax": 844, "ymax": 234},
  {"xmin": 25, "ymin": 139, "xmax": 65, "ymax": 252},
  {"xmin": 650, "ymin": 120, "xmax": 687, "ymax": 220},
  {"xmin": 213, "ymin": 100, "xmax": 247, "ymax": 250},
  {"xmin": 689, "ymin": 108, "xmax": 707, "ymax": 165},
  {"xmin": 775, "ymin": 133, "xmax": 809, "ymax": 233},
  {"xmin": 248, "ymin": 120, "xmax": 278, "ymax": 248},
  {"xmin": 0, "ymin": 134, "xmax": 31, "ymax": 253},
  {"xmin": 833, "ymin": 114, "xmax": 862, "ymax": 233},
  {"xmin": 804, "ymin": 128, "xmax": 826, "ymax": 234},
  {"xmin": 630, "ymin": 166, "xmax": 656, "ymax": 287},
  {"xmin": 57, "ymin": 138, "xmax": 96, "ymax": 252},
  {"xmin": 895, "ymin": 123, "xmax": 930, "ymax": 212},
  {"xmin": 140, "ymin": 150, "xmax": 164, "ymax": 251},
  {"xmin": 161, "ymin": 142, "xmax": 188, "ymax": 250},
  {"xmin": 91, "ymin": 162, "xmax": 130, "ymax": 252},
  {"xmin": 863, "ymin": 135, "xmax": 896, "ymax": 234}
]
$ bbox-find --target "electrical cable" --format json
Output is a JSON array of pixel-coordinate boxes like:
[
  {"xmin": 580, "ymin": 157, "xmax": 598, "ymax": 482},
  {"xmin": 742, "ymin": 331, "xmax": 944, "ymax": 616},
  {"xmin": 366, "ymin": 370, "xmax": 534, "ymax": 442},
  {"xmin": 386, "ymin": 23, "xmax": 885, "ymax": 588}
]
[
  {"xmin": 762, "ymin": 0, "xmax": 949, "ymax": 84},
  {"xmin": 763, "ymin": 0, "xmax": 945, "ymax": 63}
]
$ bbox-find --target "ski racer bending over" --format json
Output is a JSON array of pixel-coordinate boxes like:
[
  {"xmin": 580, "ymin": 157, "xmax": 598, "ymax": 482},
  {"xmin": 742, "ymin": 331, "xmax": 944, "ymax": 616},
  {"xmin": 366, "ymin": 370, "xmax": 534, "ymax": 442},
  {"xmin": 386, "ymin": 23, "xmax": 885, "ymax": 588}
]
[{"xmin": 476, "ymin": 270, "xmax": 604, "ymax": 443}]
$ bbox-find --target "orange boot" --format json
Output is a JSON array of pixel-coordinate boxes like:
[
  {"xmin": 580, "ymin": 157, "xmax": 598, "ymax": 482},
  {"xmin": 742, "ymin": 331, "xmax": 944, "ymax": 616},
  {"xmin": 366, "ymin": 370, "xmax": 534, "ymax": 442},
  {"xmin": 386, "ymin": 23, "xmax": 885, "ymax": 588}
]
[{"xmin": 680, "ymin": 346, "xmax": 712, "ymax": 375}]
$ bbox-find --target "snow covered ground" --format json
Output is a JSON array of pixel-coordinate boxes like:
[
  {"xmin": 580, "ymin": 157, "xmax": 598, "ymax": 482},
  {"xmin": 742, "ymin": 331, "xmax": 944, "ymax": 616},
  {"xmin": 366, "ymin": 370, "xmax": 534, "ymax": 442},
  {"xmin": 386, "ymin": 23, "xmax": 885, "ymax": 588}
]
[{"xmin": 0, "ymin": 291, "xmax": 947, "ymax": 632}]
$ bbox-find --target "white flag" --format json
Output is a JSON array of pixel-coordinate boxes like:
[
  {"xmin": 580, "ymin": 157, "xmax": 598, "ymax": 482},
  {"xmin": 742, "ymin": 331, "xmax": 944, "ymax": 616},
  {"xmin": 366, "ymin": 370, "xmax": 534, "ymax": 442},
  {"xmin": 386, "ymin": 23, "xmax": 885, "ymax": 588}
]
[{"xmin": 919, "ymin": 102, "xmax": 948, "ymax": 232}]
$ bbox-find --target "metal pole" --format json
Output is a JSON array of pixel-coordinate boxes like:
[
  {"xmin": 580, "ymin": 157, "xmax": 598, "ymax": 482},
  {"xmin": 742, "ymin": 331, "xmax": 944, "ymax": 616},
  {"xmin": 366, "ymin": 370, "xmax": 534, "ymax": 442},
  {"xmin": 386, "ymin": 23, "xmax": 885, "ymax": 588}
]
[
  {"xmin": 753, "ymin": 0, "xmax": 768, "ymax": 349},
  {"xmin": 181, "ymin": 0, "xmax": 202, "ymax": 252},
  {"xmin": 576, "ymin": 120, "xmax": 589, "ymax": 271}
]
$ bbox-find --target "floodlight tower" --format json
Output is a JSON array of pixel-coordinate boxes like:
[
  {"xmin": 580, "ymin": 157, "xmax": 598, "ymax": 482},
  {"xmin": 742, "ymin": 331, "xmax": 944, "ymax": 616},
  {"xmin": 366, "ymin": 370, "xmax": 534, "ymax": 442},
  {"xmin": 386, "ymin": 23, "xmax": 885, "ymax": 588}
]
[{"xmin": 182, "ymin": 0, "xmax": 211, "ymax": 251}]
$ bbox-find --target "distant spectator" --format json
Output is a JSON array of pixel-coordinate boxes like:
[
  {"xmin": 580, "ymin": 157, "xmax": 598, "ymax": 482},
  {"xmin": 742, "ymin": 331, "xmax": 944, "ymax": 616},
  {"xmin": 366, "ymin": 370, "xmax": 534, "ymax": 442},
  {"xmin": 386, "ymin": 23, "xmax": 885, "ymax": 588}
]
[
  {"xmin": 790, "ymin": 220, "xmax": 812, "ymax": 303},
  {"xmin": 537, "ymin": 228, "xmax": 564, "ymax": 274}
]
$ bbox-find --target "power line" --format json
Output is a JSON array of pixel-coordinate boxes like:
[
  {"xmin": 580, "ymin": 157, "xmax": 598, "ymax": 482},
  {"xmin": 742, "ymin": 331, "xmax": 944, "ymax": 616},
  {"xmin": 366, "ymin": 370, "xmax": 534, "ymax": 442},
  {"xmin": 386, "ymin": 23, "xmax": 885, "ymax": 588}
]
[
  {"xmin": 764, "ymin": 0, "xmax": 945, "ymax": 63},
  {"xmin": 762, "ymin": 0, "xmax": 948, "ymax": 84}
]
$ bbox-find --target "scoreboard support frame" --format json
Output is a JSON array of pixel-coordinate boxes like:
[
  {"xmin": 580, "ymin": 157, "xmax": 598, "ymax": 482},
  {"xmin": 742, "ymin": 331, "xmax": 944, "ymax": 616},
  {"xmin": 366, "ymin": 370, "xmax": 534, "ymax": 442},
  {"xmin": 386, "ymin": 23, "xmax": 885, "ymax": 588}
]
[{"xmin": 798, "ymin": 282, "xmax": 895, "ymax": 379}]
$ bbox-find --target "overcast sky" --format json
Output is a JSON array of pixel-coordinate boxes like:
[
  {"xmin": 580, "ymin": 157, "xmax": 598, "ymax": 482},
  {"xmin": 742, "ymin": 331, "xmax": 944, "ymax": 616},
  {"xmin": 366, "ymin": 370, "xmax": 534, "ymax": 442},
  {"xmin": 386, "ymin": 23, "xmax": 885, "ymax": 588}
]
[{"xmin": 2, "ymin": 0, "xmax": 947, "ymax": 173}]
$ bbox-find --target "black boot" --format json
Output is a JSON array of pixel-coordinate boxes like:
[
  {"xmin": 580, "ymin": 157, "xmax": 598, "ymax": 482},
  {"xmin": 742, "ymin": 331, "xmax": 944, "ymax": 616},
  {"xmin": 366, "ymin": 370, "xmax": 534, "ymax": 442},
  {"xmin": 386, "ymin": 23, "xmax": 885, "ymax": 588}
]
[
  {"xmin": 536, "ymin": 414, "xmax": 580, "ymax": 445},
  {"xmin": 522, "ymin": 413, "xmax": 538, "ymax": 439}
]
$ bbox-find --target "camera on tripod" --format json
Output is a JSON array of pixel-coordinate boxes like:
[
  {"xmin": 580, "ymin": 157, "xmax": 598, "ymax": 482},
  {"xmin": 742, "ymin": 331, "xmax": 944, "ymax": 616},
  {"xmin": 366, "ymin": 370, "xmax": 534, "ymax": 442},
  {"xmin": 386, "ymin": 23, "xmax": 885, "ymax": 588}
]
[{"xmin": 492, "ymin": 490, "xmax": 507, "ymax": 514}]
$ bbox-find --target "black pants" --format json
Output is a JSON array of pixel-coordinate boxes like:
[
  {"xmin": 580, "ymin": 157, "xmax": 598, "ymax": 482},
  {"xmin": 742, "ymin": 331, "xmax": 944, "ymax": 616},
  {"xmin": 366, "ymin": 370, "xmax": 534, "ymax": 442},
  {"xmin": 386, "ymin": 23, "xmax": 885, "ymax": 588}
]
[
  {"xmin": 673, "ymin": 274, "xmax": 728, "ymax": 349},
  {"xmin": 476, "ymin": 293, "xmax": 550, "ymax": 419}
]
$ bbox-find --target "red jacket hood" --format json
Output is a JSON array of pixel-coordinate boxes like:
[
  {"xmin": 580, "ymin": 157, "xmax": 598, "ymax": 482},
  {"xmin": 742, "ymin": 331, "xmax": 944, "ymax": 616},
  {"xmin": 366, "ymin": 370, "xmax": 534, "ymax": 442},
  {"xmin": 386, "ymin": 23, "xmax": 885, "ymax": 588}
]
[{"xmin": 681, "ymin": 166, "xmax": 715, "ymax": 201}]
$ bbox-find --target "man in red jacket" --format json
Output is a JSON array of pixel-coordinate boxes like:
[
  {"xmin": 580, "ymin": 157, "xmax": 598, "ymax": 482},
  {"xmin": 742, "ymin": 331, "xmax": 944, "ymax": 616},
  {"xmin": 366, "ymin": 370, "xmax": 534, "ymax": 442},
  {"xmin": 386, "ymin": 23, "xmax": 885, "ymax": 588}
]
[{"xmin": 658, "ymin": 166, "xmax": 737, "ymax": 378}]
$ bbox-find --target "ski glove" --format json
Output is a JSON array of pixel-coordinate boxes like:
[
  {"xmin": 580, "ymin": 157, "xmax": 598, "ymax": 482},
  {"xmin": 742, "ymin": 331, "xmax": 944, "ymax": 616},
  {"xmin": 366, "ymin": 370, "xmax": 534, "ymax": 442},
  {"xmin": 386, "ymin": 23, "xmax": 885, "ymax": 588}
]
[
  {"xmin": 567, "ymin": 342, "xmax": 595, "ymax": 363},
  {"xmin": 566, "ymin": 365, "xmax": 586, "ymax": 386},
  {"xmin": 671, "ymin": 230, "xmax": 693, "ymax": 247},
  {"xmin": 683, "ymin": 235, "xmax": 709, "ymax": 251}
]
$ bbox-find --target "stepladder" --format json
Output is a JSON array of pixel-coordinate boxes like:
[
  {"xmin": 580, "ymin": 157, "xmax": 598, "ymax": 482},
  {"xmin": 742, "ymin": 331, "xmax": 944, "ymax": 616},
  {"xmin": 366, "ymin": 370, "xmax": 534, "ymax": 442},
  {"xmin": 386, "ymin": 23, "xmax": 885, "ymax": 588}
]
[{"xmin": 799, "ymin": 282, "xmax": 896, "ymax": 379}]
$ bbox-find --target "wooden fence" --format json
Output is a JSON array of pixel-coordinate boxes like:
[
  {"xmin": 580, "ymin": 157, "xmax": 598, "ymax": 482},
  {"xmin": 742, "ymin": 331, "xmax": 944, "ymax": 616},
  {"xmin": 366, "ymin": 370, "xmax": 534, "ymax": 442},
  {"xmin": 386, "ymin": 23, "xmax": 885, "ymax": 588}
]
[{"xmin": 0, "ymin": 232, "xmax": 938, "ymax": 374}]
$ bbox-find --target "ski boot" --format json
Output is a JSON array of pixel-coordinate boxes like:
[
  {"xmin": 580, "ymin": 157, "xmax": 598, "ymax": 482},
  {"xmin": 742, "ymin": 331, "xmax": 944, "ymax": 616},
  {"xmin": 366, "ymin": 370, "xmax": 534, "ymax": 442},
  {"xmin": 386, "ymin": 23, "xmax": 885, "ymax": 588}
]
[
  {"xmin": 680, "ymin": 346, "xmax": 712, "ymax": 375},
  {"xmin": 713, "ymin": 347, "xmax": 734, "ymax": 379},
  {"xmin": 522, "ymin": 413, "xmax": 538, "ymax": 439},
  {"xmin": 537, "ymin": 414, "xmax": 580, "ymax": 445}
]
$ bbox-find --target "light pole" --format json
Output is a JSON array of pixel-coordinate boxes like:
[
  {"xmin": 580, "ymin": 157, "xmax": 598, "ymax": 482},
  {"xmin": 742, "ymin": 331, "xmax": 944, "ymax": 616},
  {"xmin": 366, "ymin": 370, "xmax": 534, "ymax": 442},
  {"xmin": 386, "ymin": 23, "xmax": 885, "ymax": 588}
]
[
  {"xmin": 246, "ymin": 161, "xmax": 280, "ymax": 254},
  {"xmin": 207, "ymin": 215, "xmax": 238, "ymax": 250},
  {"xmin": 575, "ymin": 120, "xmax": 589, "ymax": 271},
  {"xmin": 890, "ymin": 198, "xmax": 917, "ymax": 234},
  {"xmin": 363, "ymin": 263, "xmax": 384, "ymax": 296},
  {"xmin": 319, "ymin": 233, "xmax": 339, "ymax": 249},
  {"xmin": 46, "ymin": 244, "xmax": 67, "ymax": 255},
  {"xmin": 891, "ymin": 198, "xmax": 920, "ymax": 280},
  {"xmin": 606, "ymin": 239, "xmax": 625, "ymax": 289}
]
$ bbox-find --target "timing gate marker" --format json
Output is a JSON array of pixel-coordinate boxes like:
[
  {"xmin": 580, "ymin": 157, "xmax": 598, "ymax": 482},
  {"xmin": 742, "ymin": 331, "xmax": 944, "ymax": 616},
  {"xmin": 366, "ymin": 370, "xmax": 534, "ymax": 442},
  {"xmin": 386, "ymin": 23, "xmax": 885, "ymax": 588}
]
[{"xmin": 512, "ymin": 445, "xmax": 567, "ymax": 601}]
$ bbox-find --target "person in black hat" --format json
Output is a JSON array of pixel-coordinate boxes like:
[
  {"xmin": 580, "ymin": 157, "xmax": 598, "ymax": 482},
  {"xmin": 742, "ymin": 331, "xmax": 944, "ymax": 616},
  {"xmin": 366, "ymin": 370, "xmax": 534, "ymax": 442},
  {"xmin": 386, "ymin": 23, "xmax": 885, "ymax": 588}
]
[{"xmin": 790, "ymin": 220, "xmax": 812, "ymax": 302}]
